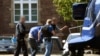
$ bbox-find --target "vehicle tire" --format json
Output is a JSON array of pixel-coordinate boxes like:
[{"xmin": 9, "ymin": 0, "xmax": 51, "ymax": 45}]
[
  {"xmin": 62, "ymin": 51, "xmax": 69, "ymax": 56},
  {"xmin": 7, "ymin": 51, "xmax": 14, "ymax": 54}
]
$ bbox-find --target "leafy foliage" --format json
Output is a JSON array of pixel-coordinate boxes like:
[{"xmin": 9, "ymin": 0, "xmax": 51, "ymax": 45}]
[{"xmin": 53, "ymin": 0, "xmax": 87, "ymax": 21}]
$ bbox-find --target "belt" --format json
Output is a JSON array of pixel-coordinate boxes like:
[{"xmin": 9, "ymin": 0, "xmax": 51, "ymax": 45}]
[{"xmin": 44, "ymin": 37, "xmax": 51, "ymax": 42}]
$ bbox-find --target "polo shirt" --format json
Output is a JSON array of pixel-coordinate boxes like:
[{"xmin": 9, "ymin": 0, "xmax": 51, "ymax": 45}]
[{"xmin": 29, "ymin": 26, "xmax": 41, "ymax": 40}]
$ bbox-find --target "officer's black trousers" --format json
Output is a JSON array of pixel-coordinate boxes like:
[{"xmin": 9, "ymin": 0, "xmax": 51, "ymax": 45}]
[{"xmin": 14, "ymin": 39, "xmax": 28, "ymax": 56}]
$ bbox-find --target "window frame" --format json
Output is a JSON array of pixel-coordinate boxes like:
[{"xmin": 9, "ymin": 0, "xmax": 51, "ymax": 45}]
[{"xmin": 14, "ymin": 0, "xmax": 38, "ymax": 23}]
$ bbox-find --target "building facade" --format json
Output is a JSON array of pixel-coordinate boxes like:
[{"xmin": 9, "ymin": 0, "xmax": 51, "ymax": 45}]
[
  {"xmin": 0, "ymin": 0, "xmax": 79, "ymax": 53},
  {"xmin": 0, "ymin": 0, "xmax": 65, "ymax": 35}
]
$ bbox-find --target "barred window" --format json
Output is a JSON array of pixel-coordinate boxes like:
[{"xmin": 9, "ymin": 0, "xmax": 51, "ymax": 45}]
[{"xmin": 14, "ymin": 0, "xmax": 38, "ymax": 23}]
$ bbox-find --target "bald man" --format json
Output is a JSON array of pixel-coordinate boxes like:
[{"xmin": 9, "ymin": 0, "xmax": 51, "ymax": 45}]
[{"xmin": 14, "ymin": 16, "xmax": 28, "ymax": 56}]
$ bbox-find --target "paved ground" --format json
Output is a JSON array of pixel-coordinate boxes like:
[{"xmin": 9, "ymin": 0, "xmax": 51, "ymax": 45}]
[
  {"xmin": 0, "ymin": 54, "xmax": 99, "ymax": 56},
  {"xmin": 84, "ymin": 54, "xmax": 100, "ymax": 56}
]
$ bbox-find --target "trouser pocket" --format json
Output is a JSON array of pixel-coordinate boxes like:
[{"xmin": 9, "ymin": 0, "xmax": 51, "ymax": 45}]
[
  {"xmin": 29, "ymin": 38, "xmax": 37, "ymax": 49},
  {"xmin": 44, "ymin": 37, "xmax": 51, "ymax": 42}
]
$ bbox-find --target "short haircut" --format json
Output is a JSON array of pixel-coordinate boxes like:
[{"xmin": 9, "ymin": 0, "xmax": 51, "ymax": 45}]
[{"xmin": 46, "ymin": 19, "xmax": 52, "ymax": 25}]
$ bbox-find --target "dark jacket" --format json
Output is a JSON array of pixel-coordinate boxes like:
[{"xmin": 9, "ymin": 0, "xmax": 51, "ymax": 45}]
[
  {"xmin": 16, "ymin": 22, "xmax": 26, "ymax": 39},
  {"xmin": 51, "ymin": 24, "xmax": 58, "ymax": 30}
]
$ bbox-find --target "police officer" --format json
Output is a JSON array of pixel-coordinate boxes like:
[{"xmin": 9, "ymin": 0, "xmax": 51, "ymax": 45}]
[
  {"xmin": 14, "ymin": 16, "xmax": 28, "ymax": 56},
  {"xmin": 38, "ymin": 19, "xmax": 56, "ymax": 56}
]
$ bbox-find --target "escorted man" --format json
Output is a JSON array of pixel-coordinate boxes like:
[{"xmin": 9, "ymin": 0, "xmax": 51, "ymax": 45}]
[
  {"xmin": 14, "ymin": 16, "xmax": 28, "ymax": 56},
  {"xmin": 51, "ymin": 17, "xmax": 67, "ymax": 50},
  {"xmin": 28, "ymin": 26, "xmax": 42, "ymax": 56},
  {"xmin": 38, "ymin": 19, "xmax": 56, "ymax": 56},
  {"xmin": 51, "ymin": 17, "xmax": 67, "ymax": 32}
]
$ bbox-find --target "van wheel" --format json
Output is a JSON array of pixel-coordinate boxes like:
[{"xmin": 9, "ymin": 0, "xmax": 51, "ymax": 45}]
[{"xmin": 62, "ymin": 51, "xmax": 69, "ymax": 56}]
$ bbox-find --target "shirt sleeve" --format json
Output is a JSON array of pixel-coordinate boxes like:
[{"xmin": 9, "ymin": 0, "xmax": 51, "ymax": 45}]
[
  {"xmin": 48, "ymin": 25, "xmax": 53, "ymax": 32},
  {"xmin": 56, "ymin": 26, "xmax": 60, "ymax": 31}
]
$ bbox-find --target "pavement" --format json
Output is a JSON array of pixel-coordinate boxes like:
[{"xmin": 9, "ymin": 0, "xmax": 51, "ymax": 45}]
[{"xmin": 0, "ymin": 54, "xmax": 99, "ymax": 56}]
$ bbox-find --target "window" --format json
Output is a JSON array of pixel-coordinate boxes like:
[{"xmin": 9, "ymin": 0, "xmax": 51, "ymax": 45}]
[{"xmin": 14, "ymin": 0, "xmax": 38, "ymax": 23}]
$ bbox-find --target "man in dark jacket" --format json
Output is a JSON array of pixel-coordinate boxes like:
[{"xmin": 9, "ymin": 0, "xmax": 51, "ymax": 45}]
[
  {"xmin": 14, "ymin": 16, "xmax": 28, "ymax": 56},
  {"xmin": 51, "ymin": 17, "xmax": 67, "ymax": 50},
  {"xmin": 38, "ymin": 19, "xmax": 56, "ymax": 56}
]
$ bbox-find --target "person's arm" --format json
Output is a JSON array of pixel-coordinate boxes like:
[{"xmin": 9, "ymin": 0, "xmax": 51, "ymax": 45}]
[
  {"xmin": 38, "ymin": 30, "xmax": 41, "ymax": 41},
  {"xmin": 56, "ymin": 25, "xmax": 67, "ymax": 32},
  {"xmin": 18, "ymin": 24, "xmax": 25, "ymax": 33},
  {"xmin": 51, "ymin": 30, "xmax": 56, "ymax": 36},
  {"xmin": 49, "ymin": 26, "xmax": 56, "ymax": 36},
  {"xmin": 59, "ymin": 25, "xmax": 67, "ymax": 31}
]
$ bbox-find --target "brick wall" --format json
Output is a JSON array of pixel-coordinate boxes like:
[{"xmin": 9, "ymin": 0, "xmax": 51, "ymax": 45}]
[
  {"xmin": 0, "ymin": 0, "xmax": 67, "ymax": 53},
  {"xmin": 1, "ymin": 0, "xmax": 12, "ymax": 34},
  {"xmin": 0, "ymin": 0, "xmax": 38, "ymax": 35},
  {"xmin": 0, "ymin": 0, "xmax": 78, "ymax": 53},
  {"xmin": 0, "ymin": 0, "xmax": 2, "ymax": 34},
  {"xmin": 39, "ymin": 0, "xmax": 67, "ymax": 53},
  {"xmin": 0, "ymin": 0, "xmax": 66, "ymax": 35},
  {"xmin": 40, "ymin": 0, "xmax": 61, "ymax": 24}
]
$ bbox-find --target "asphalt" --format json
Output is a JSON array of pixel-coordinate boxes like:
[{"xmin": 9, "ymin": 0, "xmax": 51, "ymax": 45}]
[{"xmin": 0, "ymin": 54, "xmax": 99, "ymax": 56}]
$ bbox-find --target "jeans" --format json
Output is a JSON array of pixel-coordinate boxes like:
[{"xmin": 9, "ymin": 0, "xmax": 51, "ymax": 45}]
[
  {"xmin": 43, "ymin": 38, "xmax": 53, "ymax": 56},
  {"xmin": 29, "ymin": 38, "xmax": 38, "ymax": 56}
]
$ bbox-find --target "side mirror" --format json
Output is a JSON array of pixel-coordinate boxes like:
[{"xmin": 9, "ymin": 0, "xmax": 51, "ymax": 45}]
[{"xmin": 73, "ymin": 3, "xmax": 87, "ymax": 20}]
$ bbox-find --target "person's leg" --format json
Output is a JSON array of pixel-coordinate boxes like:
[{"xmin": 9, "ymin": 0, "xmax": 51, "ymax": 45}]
[
  {"xmin": 44, "ymin": 40, "xmax": 52, "ymax": 56},
  {"xmin": 69, "ymin": 46, "xmax": 76, "ymax": 56},
  {"xmin": 14, "ymin": 41, "xmax": 21, "ymax": 56},
  {"xmin": 53, "ymin": 38, "xmax": 63, "ymax": 50},
  {"xmin": 22, "ymin": 40, "xmax": 28, "ymax": 56},
  {"xmin": 77, "ymin": 49, "xmax": 84, "ymax": 56},
  {"xmin": 70, "ymin": 49, "xmax": 76, "ymax": 56},
  {"xmin": 29, "ymin": 38, "xmax": 38, "ymax": 56}
]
